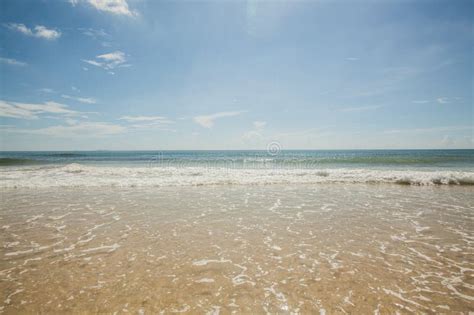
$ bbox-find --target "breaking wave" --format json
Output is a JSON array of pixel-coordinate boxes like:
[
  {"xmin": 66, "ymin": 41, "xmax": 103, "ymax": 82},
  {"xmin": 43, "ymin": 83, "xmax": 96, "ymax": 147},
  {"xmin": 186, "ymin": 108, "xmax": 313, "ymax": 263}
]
[{"xmin": 1, "ymin": 163, "xmax": 473, "ymax": 188}]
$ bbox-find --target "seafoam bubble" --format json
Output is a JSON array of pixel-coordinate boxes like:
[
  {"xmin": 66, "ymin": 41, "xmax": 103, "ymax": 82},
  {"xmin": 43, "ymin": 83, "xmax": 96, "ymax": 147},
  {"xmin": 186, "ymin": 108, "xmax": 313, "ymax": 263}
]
[
  {"xmin": 1, "ymin": 165, "xmax": 473, "ymax": 187},
  {"xmin": 195, "ymin": 278, "xmax": 215, "ymax": 283}
]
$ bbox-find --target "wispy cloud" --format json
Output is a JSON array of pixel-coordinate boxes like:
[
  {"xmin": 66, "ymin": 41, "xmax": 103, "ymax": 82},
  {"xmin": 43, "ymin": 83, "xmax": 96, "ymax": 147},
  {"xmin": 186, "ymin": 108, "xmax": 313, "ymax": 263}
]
[
  {"xmin": 0, "ymin": 100, "xmax": 85, "ymax": 120},
  {"xmin": 6, "ymin": 23, "xmax": 61, "ymax": 40},
  {"xmin": 79, "ymin": 27, "xmax": 108, "ymax": 39},
  {"xmin": 118, "ymin": 116, "xmax": 176, "ymax": 132},
  {"xmin": 79, "ymin": 28, "xmax": 111, "ymax": 47},
  {"xmin": 193, "ymin": 111, "xmax": 245, "ymax": 128},
  {"xmin": 38, "ymin": 88, "xmax": 55, "ymax": 94},
  {"xmin": 346, "ymin": 57, "xmax": 359, "ymax": 61},
  {"xmin": 71, "ymin": 0, "xmax": 137, "ymax": 17},
  {"xmin": 1, "ymin": 122, "xmax": 126, "ymax": 137},
  {"xmin": 61, "ymin": 94, "xmax": 97, "ymax": 104},
  {"xmin": 119, "ymin": 115, "xmax": 174, "ymax": 124},
  {"xmin": 82, "ymin": 51, "xmax": 129, "ymax": 74},
  {"xmin": 338, "ymin": 105, "xmax": 382, "ymax": 112},
  {"xmin": 384, "ymin": 126, "xmax": 472, "ymax": 134},
  {"xmin": 129, "ymin": 125, "xmax": 176, "ymax": 132},
  {"xmin": 0, "ymin": 57, "xmax": 27, "ymax": 66},
  {"xmin": 412, "ymin": 97, "xmax": 459, "ymax": 105},
  {"xmin": 437, "ymin": 97, "xmax": 449, "ymax": 104},
  {"xmin": 253, "ymin": 121, "xmax": 267, "ymax": 129}
]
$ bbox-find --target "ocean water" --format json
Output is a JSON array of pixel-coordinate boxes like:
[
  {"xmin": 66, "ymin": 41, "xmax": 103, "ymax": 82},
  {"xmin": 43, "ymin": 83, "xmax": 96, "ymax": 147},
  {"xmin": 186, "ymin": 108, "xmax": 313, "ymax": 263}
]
[
  {"xmin": 0, "ymin": 150, "xmax": 473, "ymax": 187},
  {"xmin": 1, "ymin": 151, "xmax": 473, "ymax": 313},
  {"xmin": 1, "ymin": 149, "xmax": 474, "ymax": 168},
  {"xmin": 1, "ymin": 185, "xmax": 473, "ymax": 313}
]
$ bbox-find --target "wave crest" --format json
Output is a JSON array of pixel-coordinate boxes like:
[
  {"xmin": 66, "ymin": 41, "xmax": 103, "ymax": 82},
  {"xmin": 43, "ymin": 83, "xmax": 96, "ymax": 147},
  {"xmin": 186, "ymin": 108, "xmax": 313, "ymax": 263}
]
[{"xmin": 1, "ymin": 164, "xmax": 473, "ymax": 188}]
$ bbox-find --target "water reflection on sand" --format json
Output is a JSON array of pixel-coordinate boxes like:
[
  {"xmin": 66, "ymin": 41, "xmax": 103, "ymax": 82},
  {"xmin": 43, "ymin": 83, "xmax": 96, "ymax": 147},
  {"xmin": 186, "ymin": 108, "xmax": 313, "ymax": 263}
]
[{"xmin": 1, "ymin": 184, "xmax": 473, "ymax": 313}]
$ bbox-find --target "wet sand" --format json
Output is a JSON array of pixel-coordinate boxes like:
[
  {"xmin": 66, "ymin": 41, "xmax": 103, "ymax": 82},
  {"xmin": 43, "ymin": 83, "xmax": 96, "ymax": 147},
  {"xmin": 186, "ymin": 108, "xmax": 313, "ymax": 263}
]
[{"xmin": 0, "ymin": 184, "xmax": 473, "ymax": 313}]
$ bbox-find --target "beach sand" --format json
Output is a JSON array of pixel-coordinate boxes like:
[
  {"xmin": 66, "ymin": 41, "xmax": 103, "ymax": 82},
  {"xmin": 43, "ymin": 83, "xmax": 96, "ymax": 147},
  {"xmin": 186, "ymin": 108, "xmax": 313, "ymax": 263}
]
[{"xmin": 1, "ymin": 184, "xmax": 473, "ymax": 313}]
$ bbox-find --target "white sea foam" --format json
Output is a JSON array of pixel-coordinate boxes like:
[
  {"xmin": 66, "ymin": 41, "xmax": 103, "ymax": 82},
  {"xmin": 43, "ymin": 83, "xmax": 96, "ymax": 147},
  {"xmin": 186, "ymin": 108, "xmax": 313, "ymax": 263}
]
[
  {"xmin": 1, "ymin": 164, "xmax": 473, "ymax": 188},
  {"xmin": 195, "ymin": 278, "xmax": 215, "ymax": 283},
  {"xmin": 81, "ymin": 243, "xmax": 120, "ymax": 253}
]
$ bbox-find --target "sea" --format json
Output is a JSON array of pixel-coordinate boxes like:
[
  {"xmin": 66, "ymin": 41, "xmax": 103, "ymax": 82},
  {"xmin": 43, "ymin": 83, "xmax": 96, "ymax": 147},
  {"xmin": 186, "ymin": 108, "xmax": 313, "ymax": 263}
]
[
  {"xmin": 0, "ymin": 149, "xmax": 473, "ymax": 187},
  {"xmin": 1, "ymin": 149, "xmax": 473, "ymax": 313}
]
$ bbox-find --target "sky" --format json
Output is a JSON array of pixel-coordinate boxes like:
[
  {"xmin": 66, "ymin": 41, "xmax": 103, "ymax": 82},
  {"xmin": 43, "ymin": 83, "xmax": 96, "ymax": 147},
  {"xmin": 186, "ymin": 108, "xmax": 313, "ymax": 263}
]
[{"xmin": 0, "ymin": 0, "xmax": 472, "ymax": 150}]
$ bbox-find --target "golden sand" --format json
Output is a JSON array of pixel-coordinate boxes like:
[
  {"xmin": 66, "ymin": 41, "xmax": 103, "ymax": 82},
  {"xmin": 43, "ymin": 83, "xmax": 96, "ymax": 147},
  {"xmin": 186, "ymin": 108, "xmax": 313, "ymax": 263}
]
[{"xmin": 1, "ymin": 185, "xmax": 473, "ymax": 313}]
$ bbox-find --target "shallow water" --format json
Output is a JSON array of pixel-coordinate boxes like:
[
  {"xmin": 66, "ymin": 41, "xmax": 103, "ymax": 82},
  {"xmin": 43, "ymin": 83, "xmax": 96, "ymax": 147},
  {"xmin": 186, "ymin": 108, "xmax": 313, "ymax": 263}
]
[{"xmin": 0, "ymin": 184, "xmax": 473, "ymax": 313}]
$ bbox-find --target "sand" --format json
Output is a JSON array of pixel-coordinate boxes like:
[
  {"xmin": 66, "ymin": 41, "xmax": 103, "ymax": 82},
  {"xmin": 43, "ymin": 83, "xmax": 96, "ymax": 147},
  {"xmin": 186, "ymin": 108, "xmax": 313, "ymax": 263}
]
[{"xmin": 0, "ymin": 184, "xmax": 473, "ymax": 313}]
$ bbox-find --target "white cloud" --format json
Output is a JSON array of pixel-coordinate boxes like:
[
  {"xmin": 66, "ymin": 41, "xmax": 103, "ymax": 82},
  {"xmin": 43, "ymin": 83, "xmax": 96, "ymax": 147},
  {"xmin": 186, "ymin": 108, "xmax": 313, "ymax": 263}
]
[
  {"xmin": 80, "ymin": 28, "xmax": 108, "ymax": 39},
  {"xmin": 346, "ymin": 57, "xmax": 359, "ymax": 61},
  {"xmin": 119, "ymin": 116, "xmax": 175, "ymax": 132},
  {"xmin": 82, "ymin": 51, "xmax": 129, "ymax": 73},
  {"xmin": 0, "ymin": 101, "xmax": 37, "ymax": 119},
  {"xmin": 6, "ymin": 23, "xmax": 32, "ymax": 36},
  {"xmin": 384, "ymin": 126, "xmax": 472, "ymax": 134},
  {"xmin": 34, "ymin": 26, "xmax": 61, "ymax": 40},
  {"xmin": 0, "ymin": 100, "xmax": 84, "ymax": 120},
  {"xmin": 413, "ymin": 98, "xmax": 457, "ymax": 105},
  {"xmin": 129, "ymin": 125, "xmax": 176, "ymax": 132},
  {"xmin": 7, "ymin": 23, "xmax": 61, "ymax": 40},
  {"xmin": 72, "ymin": 0, "xmax": 137, "ymax": 16},
  {"xmin": 253, "ymin": 121, "xmax": 267, "ymax": 129},
  {"xmin": 437, "ymin": 97, "xmax": 449, "ymax": 104},
  {"xmin": 193, "ymin": 111, "xmax": 245, "ymax": 128},
  {"xmin": 38, "ymin": 88, "xmax": 55, "ymax": 93},
  {"xmin": 339, "ymin": 105, "xmax": 382, "ymax": 112},
  {"xmin": 61, "ymin": 94, "xmax": 97, "ymax": 104},
  {"xmin": 0, "ymin": 57, "xmax": 27, "ymax": 66},
  {"xmin": 40, "ymin": 122, "xmax": 126, "ymax": 137},
  {"xmin": 119, "ymin": 115, "xmax": 174, "ymax": 124},
  {"xmin": 79, "ymin": 28, "xmax": 111, "ymax": 48},
  {"xmin": 98, "ymin": 51, "xmax": 125, "ymax": 63},
  {"xmin": 1, "ymin": 122, "xmax": 126, "ymax": 137}
]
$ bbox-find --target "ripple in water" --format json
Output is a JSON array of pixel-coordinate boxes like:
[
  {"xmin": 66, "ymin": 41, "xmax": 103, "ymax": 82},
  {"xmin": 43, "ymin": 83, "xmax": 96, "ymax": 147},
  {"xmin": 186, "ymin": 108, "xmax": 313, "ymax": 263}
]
[{"xmin": 0, "ymin": 184, "xmax": 473, "ymax": 313}]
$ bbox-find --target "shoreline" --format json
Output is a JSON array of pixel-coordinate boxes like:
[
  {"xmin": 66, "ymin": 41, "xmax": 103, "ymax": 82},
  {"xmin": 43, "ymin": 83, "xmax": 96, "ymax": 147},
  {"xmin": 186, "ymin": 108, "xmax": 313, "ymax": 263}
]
[
  {"xmin": 1, "ymin": 184, "xmax": 473, "ymax": 313},
  {"xmin": 1, "ymin": 164, "xmax": 474, "ymax": 188}
]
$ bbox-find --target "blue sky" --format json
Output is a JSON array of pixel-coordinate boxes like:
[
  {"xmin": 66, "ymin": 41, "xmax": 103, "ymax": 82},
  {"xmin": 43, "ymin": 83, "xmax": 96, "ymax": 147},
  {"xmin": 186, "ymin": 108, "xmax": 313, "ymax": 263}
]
[{"xmin": 0, "ymin": 0, "xmax": 472, "ymax": 150}]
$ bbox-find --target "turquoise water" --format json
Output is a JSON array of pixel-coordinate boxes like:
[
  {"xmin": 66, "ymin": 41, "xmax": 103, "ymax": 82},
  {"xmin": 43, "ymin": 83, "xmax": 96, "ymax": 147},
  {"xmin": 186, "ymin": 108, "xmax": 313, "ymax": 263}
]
[
  {"xmin": 1, "ymin": 150, "xmax": 473, "ymax": 187},
  {"xmin": 1, "ymin": 150, "xmax": 473, "ymax": 170}
]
